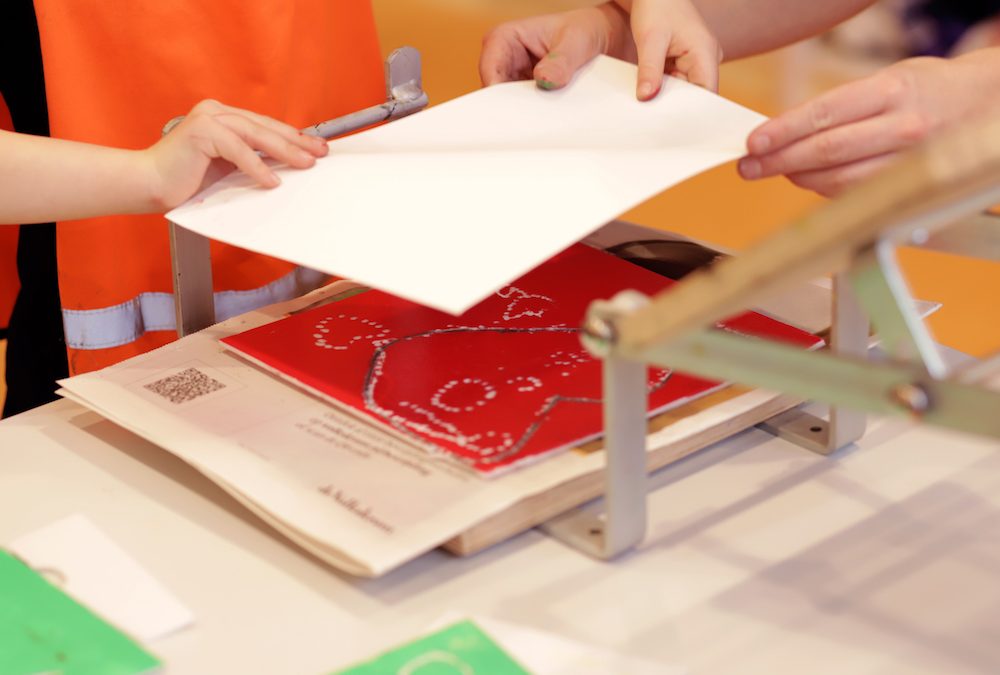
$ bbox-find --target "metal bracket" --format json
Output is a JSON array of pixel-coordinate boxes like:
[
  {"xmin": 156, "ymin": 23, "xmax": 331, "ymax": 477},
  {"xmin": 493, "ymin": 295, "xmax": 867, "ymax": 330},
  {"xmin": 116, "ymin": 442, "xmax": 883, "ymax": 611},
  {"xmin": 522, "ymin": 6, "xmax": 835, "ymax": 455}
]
[
  {"xmin": 167, "ymin": 47, "xmax": 429, "ymax": 337},
  {"xmin": 759, "ymin": 271, "xmax": 868, "ymax": 454},
  {"xmin": 302, "ymin": 47, "xmax": 428, "ymax": 140},
  {"xmin": 541, "ymin": 292, "xmax": 650, "ymax": 559}
]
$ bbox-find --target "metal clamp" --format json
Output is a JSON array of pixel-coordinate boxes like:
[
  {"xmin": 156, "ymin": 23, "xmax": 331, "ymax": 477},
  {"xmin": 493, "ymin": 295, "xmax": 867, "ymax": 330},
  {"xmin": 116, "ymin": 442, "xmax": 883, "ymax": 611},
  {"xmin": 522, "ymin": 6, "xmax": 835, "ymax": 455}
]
[
  {"xmin": 544, "ymin": 201, "xmax": 1000, "ymax": 560},
  {"xmin": 302, "ymin": 47, "xmax": 428, "ymax": 139}
]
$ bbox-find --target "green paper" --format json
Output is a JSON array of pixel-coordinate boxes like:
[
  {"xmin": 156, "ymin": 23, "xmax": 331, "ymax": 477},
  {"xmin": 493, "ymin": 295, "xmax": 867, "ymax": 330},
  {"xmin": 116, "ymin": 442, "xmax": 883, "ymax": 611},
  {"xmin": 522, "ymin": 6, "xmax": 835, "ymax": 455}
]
[
  {"xmin": 333, "ymin": 620, "xmax": 531, "ymax": 674},
  {"xmin": 0, "ymin": 551, "xmax": 161, "ymax": 675}
]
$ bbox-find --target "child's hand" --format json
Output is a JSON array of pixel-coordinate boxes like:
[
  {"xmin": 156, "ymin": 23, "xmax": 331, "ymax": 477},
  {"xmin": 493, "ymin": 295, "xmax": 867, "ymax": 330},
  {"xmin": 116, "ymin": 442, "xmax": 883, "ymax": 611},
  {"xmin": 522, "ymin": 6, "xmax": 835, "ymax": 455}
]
[
  {"xmin": 143, "ymin": 99, "xmax": 329, "ymax": 210},
  {"xmin": 480, "ymin": 4, "xmax": 633, "ymax": 91},
  {"xmin": 480, "ymin": 1, "xmax": 721, "ymax": 100},
  {"xmin": 616, "ymin": 0, "xmax": 722, "ymax": 98}
]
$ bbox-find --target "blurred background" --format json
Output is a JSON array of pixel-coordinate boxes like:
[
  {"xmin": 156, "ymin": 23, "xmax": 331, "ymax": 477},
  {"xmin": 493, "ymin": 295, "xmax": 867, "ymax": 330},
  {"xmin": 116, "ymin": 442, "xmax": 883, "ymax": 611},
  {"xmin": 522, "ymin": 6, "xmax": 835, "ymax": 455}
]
[{"xmin": 2, "ymin": 0, "xmax": 999, "ymax": 408}]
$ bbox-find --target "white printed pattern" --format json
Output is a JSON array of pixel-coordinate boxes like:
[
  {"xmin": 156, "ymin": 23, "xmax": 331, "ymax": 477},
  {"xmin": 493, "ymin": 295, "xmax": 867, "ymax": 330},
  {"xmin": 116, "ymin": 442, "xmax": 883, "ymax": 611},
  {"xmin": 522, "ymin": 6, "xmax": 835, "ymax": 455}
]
[
  {"xmin": 307, "ymin": 286, "xmax": 672, "ymax": 465},
  {"xmin": 496, "ymin": 286, "xmax": 554, "ymax": 320},
  {"xmin": 313, "ymin": 314, "xmax": 391, "ymax": 350}
]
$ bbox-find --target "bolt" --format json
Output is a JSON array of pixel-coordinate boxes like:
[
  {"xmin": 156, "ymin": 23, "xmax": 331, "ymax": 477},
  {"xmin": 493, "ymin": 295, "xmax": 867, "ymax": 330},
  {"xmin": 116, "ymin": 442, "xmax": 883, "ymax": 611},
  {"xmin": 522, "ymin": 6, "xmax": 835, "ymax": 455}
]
[
  {"xmin": 910, "ymin": 227, "xmax": 930, "ymax": 246},
  {"xmin": 581, "ymin": 315, "xmax": 618, "ymax": 358},
  {"xmin": 889, "ymin": 382, "xmax": 931, "ymax": 414},
  {"xmin": 582, "ymin": 315, "xmax": 617, "ymax": 344}
]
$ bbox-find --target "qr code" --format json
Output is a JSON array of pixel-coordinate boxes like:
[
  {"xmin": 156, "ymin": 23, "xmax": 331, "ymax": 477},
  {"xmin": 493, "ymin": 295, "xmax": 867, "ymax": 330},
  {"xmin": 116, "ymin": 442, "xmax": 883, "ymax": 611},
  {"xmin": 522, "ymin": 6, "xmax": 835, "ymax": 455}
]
[{"xmin": 144, "ymin": 367, "xmax": 226, "ymax": 404}]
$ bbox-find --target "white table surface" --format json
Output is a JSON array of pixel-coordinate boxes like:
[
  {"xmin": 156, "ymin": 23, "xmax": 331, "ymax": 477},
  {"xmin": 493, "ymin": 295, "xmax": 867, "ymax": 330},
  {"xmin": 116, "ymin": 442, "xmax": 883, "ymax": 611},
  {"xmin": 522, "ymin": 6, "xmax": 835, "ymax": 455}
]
[{"xmin": 3, "ymin": 396, "xmax": 1000, "ymax": 675}]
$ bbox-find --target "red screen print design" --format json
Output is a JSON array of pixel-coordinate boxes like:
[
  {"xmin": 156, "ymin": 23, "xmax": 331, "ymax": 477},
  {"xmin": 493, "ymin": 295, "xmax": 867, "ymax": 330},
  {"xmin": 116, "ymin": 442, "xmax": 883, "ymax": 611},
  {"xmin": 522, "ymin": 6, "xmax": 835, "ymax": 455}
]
[{"xmin": 223, "ymin": 244, "xmax": 822, "ymax": 475}]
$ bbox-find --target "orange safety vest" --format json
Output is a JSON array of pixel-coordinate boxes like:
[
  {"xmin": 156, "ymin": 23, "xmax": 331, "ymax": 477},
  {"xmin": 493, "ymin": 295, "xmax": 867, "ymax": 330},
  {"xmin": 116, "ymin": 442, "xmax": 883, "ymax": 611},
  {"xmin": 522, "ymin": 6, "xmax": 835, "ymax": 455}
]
[
  {"xmin": 0, "ymin": 94, "xmax": 17, "ymax": 331},
  {"xmin": 32, "ymin": 1, "xmax": 385, "ymax": 374}
]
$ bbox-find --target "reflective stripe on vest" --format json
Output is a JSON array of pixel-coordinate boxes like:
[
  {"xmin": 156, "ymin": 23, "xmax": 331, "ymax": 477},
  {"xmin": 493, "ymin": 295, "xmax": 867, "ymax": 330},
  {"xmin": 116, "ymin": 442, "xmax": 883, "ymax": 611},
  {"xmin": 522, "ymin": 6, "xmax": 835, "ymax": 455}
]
[{"xmin": 62, "ymin": 266, "xmax": 327, "ymax": 350}]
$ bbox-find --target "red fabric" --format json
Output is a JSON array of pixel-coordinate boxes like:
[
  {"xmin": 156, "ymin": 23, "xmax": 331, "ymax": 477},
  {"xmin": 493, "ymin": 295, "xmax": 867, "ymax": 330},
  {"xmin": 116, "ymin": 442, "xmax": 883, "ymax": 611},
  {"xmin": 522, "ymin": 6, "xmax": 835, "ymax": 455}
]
[
  {"xmin": 0, "ymin": 94, "xmax": 10, "ymax": 129},
  {"xmin": 225, "ymin": 244, "xmax": 823, "ymax": 476},
  {"xmin": 31, "ymin": 1, "xmax": 386, "ymax": 373}
]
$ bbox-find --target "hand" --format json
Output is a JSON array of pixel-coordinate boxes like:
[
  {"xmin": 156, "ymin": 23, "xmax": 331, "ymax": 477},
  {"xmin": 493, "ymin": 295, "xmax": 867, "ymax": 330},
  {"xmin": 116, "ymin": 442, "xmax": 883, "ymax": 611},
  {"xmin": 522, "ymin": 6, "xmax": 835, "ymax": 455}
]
[
  {"xmin": 480, "ymin": 4, "xmax": 634, "ymax": 92},
  {"xmin": 143, "ymin": 99, "xmax": 329, "ymax": 210},
  {"xmin": 738, "ymin": 51, "xmax": 1000, "ymax": 196},
  {"xmin": 616, "ymin": 0, "xmax": 722, "ymax": 98},
  {"xmin": 480, "ymin": 1, "xmax": 720, "ymax": 100}
]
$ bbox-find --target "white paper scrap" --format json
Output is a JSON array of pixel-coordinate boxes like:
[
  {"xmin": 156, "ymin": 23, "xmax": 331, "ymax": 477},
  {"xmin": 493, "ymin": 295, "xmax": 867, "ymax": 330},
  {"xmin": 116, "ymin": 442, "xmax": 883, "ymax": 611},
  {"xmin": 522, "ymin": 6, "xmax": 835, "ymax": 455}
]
[
  {"xmin": 167, "ymin": 56, "xmax": 766, "ymax": 315},
  {"xmin": 9, "ymin": 514, "xmax": 194, "ymax": 642}
]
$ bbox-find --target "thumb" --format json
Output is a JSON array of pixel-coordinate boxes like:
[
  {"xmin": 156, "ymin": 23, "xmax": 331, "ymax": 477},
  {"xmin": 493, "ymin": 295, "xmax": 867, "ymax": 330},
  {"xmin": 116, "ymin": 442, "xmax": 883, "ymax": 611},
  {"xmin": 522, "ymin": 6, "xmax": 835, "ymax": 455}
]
[{"xmin": 532, "ymin": 27, "xmax": 602, "ymax": 91}]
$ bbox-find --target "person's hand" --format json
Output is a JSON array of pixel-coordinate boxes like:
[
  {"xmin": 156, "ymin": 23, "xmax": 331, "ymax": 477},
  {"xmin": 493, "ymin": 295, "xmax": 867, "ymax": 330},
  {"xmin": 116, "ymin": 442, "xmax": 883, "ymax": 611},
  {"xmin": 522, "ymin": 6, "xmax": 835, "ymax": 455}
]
[
  {"xmin": 738, "ymin": 51, "xmax": 1000, "ymax": 196},
  {"xmin": 480, "ymin": 4, "xmax": 633, "ymax": 92},
  {"xmin": 615, "ymin": 0, "xmax": 722, "ymax": 97},
  {"xmin": 480, "ymin": 1, "xmax": 720, "ymax": 100},
  {"xmin": 143, "ymin": 99, "xmax": 328, "ymax": 210}
]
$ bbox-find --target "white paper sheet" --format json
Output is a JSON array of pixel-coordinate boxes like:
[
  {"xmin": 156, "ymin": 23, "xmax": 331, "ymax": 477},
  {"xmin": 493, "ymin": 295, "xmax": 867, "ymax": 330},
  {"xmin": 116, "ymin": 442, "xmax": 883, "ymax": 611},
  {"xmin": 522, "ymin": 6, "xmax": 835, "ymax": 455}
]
[
  {"xmin": 9, "ymin": 514, "xmax": 194, "ymax": 642},
  {"xmin": 167, "ymin": 56, "xmax": 766, "ymax": 315}
]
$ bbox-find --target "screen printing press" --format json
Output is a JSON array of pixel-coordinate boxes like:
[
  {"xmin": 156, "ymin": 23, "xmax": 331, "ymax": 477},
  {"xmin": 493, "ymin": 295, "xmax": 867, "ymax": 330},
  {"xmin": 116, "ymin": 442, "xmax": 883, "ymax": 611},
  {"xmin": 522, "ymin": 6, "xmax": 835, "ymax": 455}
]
[{"xmin": 4, "ymin": 48, "xmax": 1000, "ymax": 674}]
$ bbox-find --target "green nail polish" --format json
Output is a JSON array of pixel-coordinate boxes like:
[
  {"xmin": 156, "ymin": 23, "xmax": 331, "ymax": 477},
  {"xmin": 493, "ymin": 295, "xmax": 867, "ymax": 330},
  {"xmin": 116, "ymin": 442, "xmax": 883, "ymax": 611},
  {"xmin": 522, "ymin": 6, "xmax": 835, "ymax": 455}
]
[{"xmin": 536, "ymin": 79, "xmax": 557, "ymax": 91}]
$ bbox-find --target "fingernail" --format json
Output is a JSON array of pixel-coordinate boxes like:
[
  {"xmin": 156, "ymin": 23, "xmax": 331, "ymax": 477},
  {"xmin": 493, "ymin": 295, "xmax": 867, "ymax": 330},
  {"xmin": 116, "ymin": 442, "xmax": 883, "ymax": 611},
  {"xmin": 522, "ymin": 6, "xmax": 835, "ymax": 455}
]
[
  {"xmin": 536, "ymin": 78, "xmax": 557, "ymax": 91},
  {"xmin": 267, "ymin": 172, "xmax": 281, "ymax": 187},
  {"xmin": 637, "ymin": 82, "xmax": 655, "ymax": 100},
  {"xmin": 739, "ymin": 157, "xmax": 761, "ymax": 180},
  {"xmin": 748, "ymin": 134, "xmax": 770, "ymax": 154}
]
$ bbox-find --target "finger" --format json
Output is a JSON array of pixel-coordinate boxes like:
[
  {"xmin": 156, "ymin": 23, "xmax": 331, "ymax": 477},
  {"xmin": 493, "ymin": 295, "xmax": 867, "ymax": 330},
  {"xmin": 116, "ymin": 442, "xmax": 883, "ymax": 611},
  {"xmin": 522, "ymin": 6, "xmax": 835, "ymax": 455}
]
[
  {"xmin": 672, "ymin": 42, "xmax": 720, "ymax": 92},
  {"xmin": 480, "ymin": 26, "xmax": 535, "ymax": 85},
  {"xmin": 785, "ymin": 154, "xmax": 897, "ymax": 197},
  {"xmin": 533, "ymin": 25, "xmax": 602, "ymax": 90},
  {"xmin": 633, "ymin": 30, "xmax": 670, "ymax": 100},
  {"xmin": 746, "ymin": 75, "xmax": 892, "ymax": 156},
  {"xmin": 197, "ymin": 158, "xmax": 235, "ymax": 193},
  {"xmin": 203, "ymin": 122, "xmax": 280, "ymax": 188},
  {"xmin": 195, "ymin": 100, "xmax": 328, "ymax": 156},
  {"xmin": 215, "ymin": 113, "xmax": 319, "ymax": 169},
  {"xmin": 739, "ymin": 112, "xmax": 929, "ymax": 179}
]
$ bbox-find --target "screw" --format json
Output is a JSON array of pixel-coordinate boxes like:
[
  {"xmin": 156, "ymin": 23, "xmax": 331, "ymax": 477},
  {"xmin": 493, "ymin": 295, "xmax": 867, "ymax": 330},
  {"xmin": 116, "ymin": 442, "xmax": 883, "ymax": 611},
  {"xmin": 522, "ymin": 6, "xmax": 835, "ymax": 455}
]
[
  {"xmin": 889, "ymin": 382, "xmax": 931, "ymax": 414},
  {"xmin": 581, "ymin": 315, "xmax": 617, "ymax": 348},
  {"xmin": 910, "ymin": 227, "xmax": 930, "ymax": 246}
]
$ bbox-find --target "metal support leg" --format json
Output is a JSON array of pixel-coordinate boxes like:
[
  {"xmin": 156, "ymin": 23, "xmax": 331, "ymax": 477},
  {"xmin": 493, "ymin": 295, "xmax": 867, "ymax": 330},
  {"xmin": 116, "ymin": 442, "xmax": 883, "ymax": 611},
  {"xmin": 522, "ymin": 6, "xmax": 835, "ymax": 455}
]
[
  {"xmin": 543, "ymin": 292, "xmax": 650, "ymax": 559},
  {"xmin": 169, "ymin": 222, "xmax": 215, "ymax": 338},
  {"xmin": 759, "ymin": 272, "xmax": 868, "ymax": 454}
]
